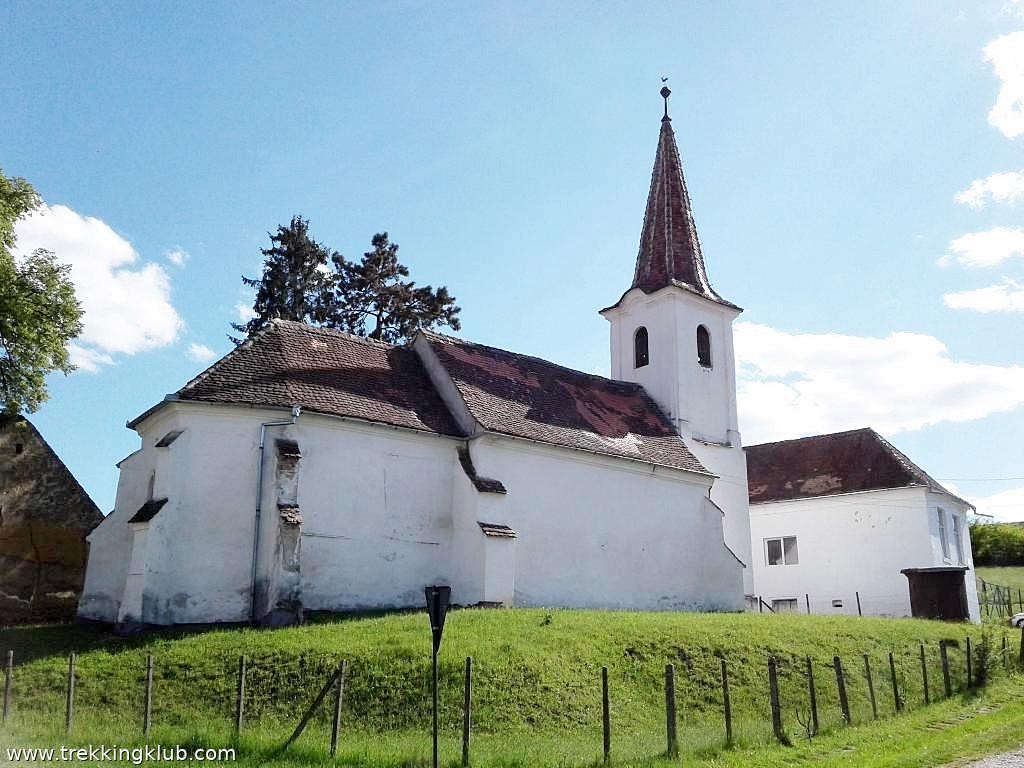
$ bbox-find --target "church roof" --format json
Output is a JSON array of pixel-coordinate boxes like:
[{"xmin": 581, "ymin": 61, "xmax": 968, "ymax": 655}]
[
  {"xmin": 745, "ymin": 427, "xmax": 971, "ymax": 507},
  {"xmin": 422, "ymin": 332, "xmax": 708, "ymax": 474},
  {"xmin": 160, "ymin": 320, "xmax": 707, "ymax": 475},
  {"xmin": 604, "ymin": 89, "xmax": 738, "ymax": 312},
  {"xmin": 173, "ymin": 321, "xmax": 464, "ymax": 436}
]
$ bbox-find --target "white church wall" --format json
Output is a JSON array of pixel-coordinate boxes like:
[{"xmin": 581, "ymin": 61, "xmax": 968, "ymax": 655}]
[
  {"xmin": 750, "ymin": 487, "xmax": 935, "ymax": 617},
  {"xmin": 294, "ymin": 413, "xmax": 460, "ymax": 613},
  {"xmin": 924, "ymin": 491, "xmax": 981, "ymax": 623},
  {"xmin": 469, "ymin": 434, "xmax": 745, "ymax": 611}
]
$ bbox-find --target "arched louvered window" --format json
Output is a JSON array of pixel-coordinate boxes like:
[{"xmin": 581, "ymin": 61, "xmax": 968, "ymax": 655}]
[
  {"xmin": 697, "ymin": 325, "xmax": 712, "ymax": 368},
  {"xmin": 634, "ymin": 327, "xmax": 650, "ymax": 368}
]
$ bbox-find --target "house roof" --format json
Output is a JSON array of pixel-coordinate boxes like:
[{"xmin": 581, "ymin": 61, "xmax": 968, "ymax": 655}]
[
  {"xmin": 745, "ymin": 427, "xmax": 972, "ymax": 508},
  {"xmin": 172, "ymin": 320, "xmax": 464, "ymax": 436},
  {"xmin": 422, "ymin": 332, "xmax": 708, "ymax": 474},
  {"xmin": 605, "ymin": 90, "xmax": 738, "ymax": 313}
]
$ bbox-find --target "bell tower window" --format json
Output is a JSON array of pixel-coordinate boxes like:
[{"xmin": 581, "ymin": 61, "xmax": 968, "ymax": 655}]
[
  {"xmin": 697, "ymin": 325, "xmax": 712, "ymax": 368},
  {"xmin": 634, "ymin": 327, "xmax": 650, "ymax": 368}
]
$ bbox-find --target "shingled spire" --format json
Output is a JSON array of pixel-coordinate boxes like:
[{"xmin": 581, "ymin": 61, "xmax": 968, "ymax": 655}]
[{"xmin": 632, "ymin": 87, "xmax": 732, "ymax": 306}]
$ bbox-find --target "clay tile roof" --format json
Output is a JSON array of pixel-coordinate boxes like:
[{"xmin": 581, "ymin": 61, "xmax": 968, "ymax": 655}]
[
  {"xmin": 604, "ymin": 107, "xmax": 738, "ymax": 313},
  {"xmin": 175, "ymin": 320, "xmax": 463, "ymax": 436},
  {"xmin": 745, "ymin": 428, "xmax": 971, "ymax": 507},
  {"xmin": 423, "ymin": 332, "xmax": 708, "ymax": 474}
]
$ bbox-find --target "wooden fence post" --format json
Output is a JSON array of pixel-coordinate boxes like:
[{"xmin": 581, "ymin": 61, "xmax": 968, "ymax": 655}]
[
  {"xmin": 862, "ymin": 655, "xmax": 877, "ymax": 719},
  {"xmin": 664, "ymin": 664, "xmax": 678, "ymax": 758},
  {"xmin": 856, "ymin": 592, "xmax": 862, "ymax": 617},
  {"xmin": 982, "ymin": 581, "xmax": 989, "ymax": 617},
  {"xmin": 143, "ymin": 654, "xmax": 153, "ymax": 736},
  {"xmin": 330, "ymin": 660, "xmax": 348, "ymax": 757},
  {"xmin": 1002, "ymin": 636, "xmax": 1009, "ymax": 671},
  {"xmin": 1019, "ymin": 626, "xmax": 1024, "ymax": 668},
  {"xmin": 65, "ymin": 653, "xmax": 75, "ymax": 734},
  {"xmin": 767, "ymin": 656, "xmax": 789, "ymax": 745},
  {"xmin": 834, "ymin": 656, "xmax": 850, "ymax": 725},
  {"xmin": 721, "ymin": 657, "xmax": 733, "ymax": 744},
  {"xmin": 235, "ymin": 655, "xmax": 246, "ymax": 736},
  {"xmin": 920, "ymin": 643, "xmax": 930, "ymax": 705},
  {"xmin": 282, "ymin": 661, "xmax": 347, "ymax": 751},
  {"xmin": 805, "ymin": 657, "xmax": 818, "ymax": 737},
  {"xmin": 940, "ymin": 642, "xmax": 952, "ymax": 698},
  {"xmin": 966, "ymin": 637, "xmax": 973, "ymax": 689},
  {"xmin": 2, "ymin": 650, "xmax": 11, "ymax": 723},
  {"xmin": 462, "ymin": 657, "xmax": 472, "ymax": 768},
  {"xmin": 888, "ymin": 652, "xmax": 902, "ymax": 712},
  {"xmin": 805, "ymin": 594, "xmax": 811, "ymax": 614},
  {"xmin": 601, "ymin": 666, "xmax": 611, "ymax": 763}
]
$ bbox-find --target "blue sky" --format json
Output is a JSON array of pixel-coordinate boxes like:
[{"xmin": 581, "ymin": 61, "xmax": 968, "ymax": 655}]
[{"xmin": 4, "ymin": 1, "xmax": 1024, "ymax": 518}]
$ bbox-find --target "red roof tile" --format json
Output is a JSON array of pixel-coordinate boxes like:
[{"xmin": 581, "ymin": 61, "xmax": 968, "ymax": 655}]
[
  {"xmin": 176, "ymin": 321, "xmax": 464, "ymax": 436},
  {"xmin": 746, "ymin": 428, "xmax": 970, "ymax": 507},
  {"xmin": 423, "ymin": 332, "xmax": 708, "ymax": 474}
]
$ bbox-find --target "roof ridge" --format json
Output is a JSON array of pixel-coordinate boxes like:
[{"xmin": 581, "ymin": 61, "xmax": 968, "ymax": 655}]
[
  {"xmin": 270, "ymin": 319, "xmax": 399, "ymax": 350},
  {"xmin": 745, "ymin": 427, "xmax": 874, "ymax": 450},
  {"xmin": 422, "ymin": 330, "xmax": 646, "ymax": 392},
  {"xmin": 178, "ymin": 321, "xmax": 281, "ymax": 394}
]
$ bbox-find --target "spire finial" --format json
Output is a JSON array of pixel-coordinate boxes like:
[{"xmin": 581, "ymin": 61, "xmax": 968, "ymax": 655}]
[{"xmin": 660, "ymin": 80, "xmax": 671, "ymax": 121}]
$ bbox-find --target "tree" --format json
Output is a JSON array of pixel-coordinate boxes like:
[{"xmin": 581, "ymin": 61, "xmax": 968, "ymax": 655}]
[
  {"xmin": 230, "ymin": 215, "xmax": 335, "ymax": 343},
  {"xmin": 0, "ymin": 170, "xmax": 83, "ymax": 414},
  {"xmin": 326, "ymin": 232, "xmax": 461, "ymax": 343},
  {"xmin": 233, "ymin": 221, "xmax": 461, "ymax": 345}
]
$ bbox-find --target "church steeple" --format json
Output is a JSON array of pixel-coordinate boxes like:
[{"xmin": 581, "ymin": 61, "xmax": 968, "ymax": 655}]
[{"xmin": 632, "ymin": 87, "xmax": 733, "ymax": 308}]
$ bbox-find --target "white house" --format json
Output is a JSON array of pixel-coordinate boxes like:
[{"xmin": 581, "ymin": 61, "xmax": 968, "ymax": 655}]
[
  {"xmin": 78, "ymin": 89, "xmax": 751, "ymax": 627},
  {"xmin": 746, "ymin": 428, "xmax": 980, "ymax": 622}
]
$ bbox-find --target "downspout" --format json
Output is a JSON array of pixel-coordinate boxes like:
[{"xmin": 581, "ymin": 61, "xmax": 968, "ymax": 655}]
[{"xmin": 249, "ymin": 405, "xmax": 302, "ymax": 623}]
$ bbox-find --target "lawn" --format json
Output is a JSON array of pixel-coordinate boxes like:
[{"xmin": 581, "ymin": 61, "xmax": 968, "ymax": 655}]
[
  {"xmin": 1, "ymin": 610, "xmax": 1020, "ymax": 766},
  {"xmin": 976, "ymin": 566, "xmax": 1024, "ymax": 593}
]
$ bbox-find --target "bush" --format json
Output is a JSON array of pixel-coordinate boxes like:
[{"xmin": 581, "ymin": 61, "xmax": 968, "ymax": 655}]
[{"xmin": 970, "ymin": 523, "xmax": 1024, "ymax": 566}]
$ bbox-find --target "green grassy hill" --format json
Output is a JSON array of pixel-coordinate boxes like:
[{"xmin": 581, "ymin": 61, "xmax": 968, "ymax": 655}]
[{"xmin": 0, "ymin": 610, "xmax": 1019, "ymax": 766}]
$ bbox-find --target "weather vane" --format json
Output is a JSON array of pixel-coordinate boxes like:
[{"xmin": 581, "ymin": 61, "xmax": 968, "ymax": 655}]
[{"xmin": 660, "ymin": 77, "xmax": 671, "ymax": 119}]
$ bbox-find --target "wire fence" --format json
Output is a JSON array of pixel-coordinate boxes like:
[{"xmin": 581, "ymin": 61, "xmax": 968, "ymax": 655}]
[
  {"xmin": 978, "ymin": 577, "xmax": 1024, "ymax": 619},
  {"xmin": 3, "ymin": 626, "xmax": 1022, "ymax": 761}
]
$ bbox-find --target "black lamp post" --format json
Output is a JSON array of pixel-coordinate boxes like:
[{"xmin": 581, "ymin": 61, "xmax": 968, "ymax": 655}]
[{"xmin": 425, "ymin": 585, "xmax": 451, "ymax": 768}]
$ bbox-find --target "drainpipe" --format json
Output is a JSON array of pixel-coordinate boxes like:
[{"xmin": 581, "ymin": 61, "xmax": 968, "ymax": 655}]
[{"xmin": 249, "ymin": 405, "xmax": 302, "ymax": 623}]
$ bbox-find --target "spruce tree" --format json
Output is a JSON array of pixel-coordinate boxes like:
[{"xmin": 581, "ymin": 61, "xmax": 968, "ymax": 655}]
[{"xmin": 230, "ymin": 215, "xmax": 335, "ymax": 343}]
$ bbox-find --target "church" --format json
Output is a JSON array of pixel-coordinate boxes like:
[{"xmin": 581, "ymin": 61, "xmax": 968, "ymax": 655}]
[{"xmin": 78, "ymin": 89, "xmax": 754, "ymax": 627}]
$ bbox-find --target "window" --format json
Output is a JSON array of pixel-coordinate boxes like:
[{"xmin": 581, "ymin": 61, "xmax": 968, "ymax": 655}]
[
  {"xmin": 772, "ymin": 598, "xmax": 798, "ymax": 613},
  {"xmin": 634, "ymin": 327, "xmax": 650, "ymax": 368},
  {"xmin": 831, "ymin": 599, "xmax": 844, "ymax": 608},
  {"xmin": 952, "ymin": 514, "xmax": 965, "ymax": 564},
  {"xmin": 765, "ymin": 536, "xmax": 799, "ymax": 566},
  {"xmin": 696, "ymin": 325, "xmax": 712, "ymax": 368},
  {"xmin": 937, "ymin": 508, "xmax": 950, "ymax": 560},
  {"xmin": 14, "ymin": 443, "xmax": 23, "ymax": 455}
]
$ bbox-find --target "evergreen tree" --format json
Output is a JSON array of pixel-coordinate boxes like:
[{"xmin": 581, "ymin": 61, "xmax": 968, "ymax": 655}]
[
  {"xmin": 0, "ymin": 170, "xmax": 84, "ymax": 414},
  {"xmin": 230, "ymin": 215, "xmax": 335, "ymax": 343},
  {"xmin": 235, "ymin": 223, "xmax": 461, "ymax": 345},
  {"xmin": 325, "ymin": 232, "xmax": 461, "ymax": 343}
]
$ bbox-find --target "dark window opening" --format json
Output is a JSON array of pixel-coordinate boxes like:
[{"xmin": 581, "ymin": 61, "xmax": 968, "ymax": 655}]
[
  {"xmin": 697, "ymin": 325, "xmax": 712, "ymax": 368},
  {"xmin": 14, "ymin": 443, "xmax": 23, "ymax": 455},
  {"xmin": 634, "ymin": 327, "xmax": 649, "ymax": 368}
]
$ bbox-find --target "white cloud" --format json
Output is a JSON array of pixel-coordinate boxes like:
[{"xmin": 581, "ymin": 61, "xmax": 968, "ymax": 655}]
[
  {"xmin": 186, "ymin": 343, "xmax": 217, "ymax": 363},
  {"xmin": 165, "ymin": 247, "xmax": 190, "ymax": 267},
  {"xmin": 944, "ymin": 278, "xmax": 1024, "ymax": 313},
  {"xmin": 13, "ymin": 205, "xmax": 184, "ymax": 369},
  {"xmin": 735, "ymin": 322, "xmax": 1024, "ymax": 444},
  {"xmin": 955, "ymin": 170, "xmax": 1024, "ymax": 208},
  {"xmin": 1005, "ymin": 0, "xmax": 1024, "ymax": 20},
  {"xmin": 985, "ymin": 31, "xmax": 1024, "ymax": 139},
  {"xmin": 968, "ymin": 486, "xmax": 1024, "ymax": 523},
  {"xmin": 939, "ymin": 227, "xmax": 1024, "ymax": 268},
  {"xmin": 235, "ymin": 302, "xmax": 257, "ymax": 322}
]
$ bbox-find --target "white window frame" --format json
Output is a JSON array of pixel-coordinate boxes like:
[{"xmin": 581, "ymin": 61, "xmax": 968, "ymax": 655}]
[
  {"xmin": 937, "ymin": 508, "xmax": 950, "ymax": 561},
  {"xmin": 765, "ymin": 536, "xmax": 799, "ymax": 566},
  {"xmin": 952, "ymin": 514, "xmax": 965, "ymax": 565}
]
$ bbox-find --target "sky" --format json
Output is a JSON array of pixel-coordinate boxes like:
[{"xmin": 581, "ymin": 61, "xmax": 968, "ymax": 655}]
[{"xmin": 3, "ymin": 1, "xmax": 1024, "ymax": 520}]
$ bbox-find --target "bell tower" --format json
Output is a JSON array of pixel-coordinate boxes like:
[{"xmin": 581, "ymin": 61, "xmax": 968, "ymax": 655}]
[{"xmin": 600, "ymin": 86, "xmax": 752, "ymax": 592}]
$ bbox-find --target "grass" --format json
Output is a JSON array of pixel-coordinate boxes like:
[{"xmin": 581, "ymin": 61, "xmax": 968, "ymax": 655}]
[
  {"xmin": 1, "ymin": 610, "xmax": 1021, "ymax": 766},
  {"xmin": 977, "ymin": 566, "xmax": 1024, "ymax": 593}
]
